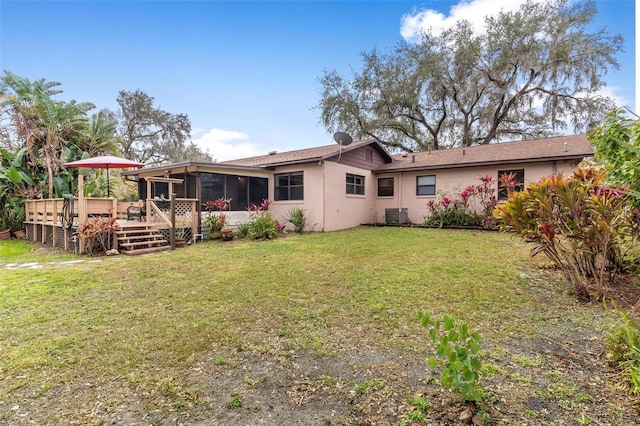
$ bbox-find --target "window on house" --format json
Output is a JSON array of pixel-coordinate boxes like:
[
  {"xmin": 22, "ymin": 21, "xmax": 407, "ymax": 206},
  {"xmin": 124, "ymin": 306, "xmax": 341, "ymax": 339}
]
[
  {"xmin": 275, "ymin": 172, "xmax": 304, "ymax": 201},
  {"xmin": 417, "ymin": 175, "xmax": 436, "ymax": 196},
  {"xmin": 498, "ymin": 169, "xmax": 525, "ymax": 200},
  {"xmin": 377, "ymin": 177, "xmax": 394, "ymax": 197},
  {"xmin": 346, "ymin": 173, "xmax": 365, "ymax": 195}
]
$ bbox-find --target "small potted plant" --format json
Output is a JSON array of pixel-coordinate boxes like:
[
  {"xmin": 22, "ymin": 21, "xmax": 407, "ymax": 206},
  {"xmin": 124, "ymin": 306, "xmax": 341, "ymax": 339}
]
[
  {"xmin": 203, "ymin": 213, "xmax": 228, "ymax": 240},
  {"xmin": 0, "ymin": 215, "xmax": 10, "ymax": 240},
  {"xmin": 220, "ymin": 227, "xmax": 234, "ymax": 241},
  {"xmin": 8, "ymin": 204, "xmax": 26, "ymax": 239}
]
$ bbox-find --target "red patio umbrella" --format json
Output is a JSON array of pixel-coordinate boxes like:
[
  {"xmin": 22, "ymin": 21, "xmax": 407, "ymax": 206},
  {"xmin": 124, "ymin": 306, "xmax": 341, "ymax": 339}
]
[{"xmin": 65, "ymin": 155, "xmax": 145, "ymax": 197}]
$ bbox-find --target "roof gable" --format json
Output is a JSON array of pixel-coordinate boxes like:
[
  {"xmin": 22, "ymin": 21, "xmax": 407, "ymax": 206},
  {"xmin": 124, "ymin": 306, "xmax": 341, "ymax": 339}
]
[{"xmin": 220, "ymin": 139, "xmax": 392, "ymax": 167}]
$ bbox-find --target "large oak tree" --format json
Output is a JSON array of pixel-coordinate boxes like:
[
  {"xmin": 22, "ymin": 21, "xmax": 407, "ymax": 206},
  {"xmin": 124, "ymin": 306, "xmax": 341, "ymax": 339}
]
[
  {"xmin": 316, "ymin": 0, "xmax": 623, "ymax": 152},
  {"xmin": 115, "ymin": 90, "xmax": 211, "ymax": 165}
]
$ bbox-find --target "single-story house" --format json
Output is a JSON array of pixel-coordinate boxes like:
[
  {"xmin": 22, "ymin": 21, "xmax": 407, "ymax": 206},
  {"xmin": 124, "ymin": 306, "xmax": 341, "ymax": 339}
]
[{"xmin": 123, "ymin": 133, "xmax": 593, "ymax": 232}]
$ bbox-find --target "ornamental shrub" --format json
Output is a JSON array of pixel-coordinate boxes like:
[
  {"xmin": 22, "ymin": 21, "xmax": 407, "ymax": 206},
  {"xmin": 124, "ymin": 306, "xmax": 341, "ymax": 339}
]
[
  {"xmin": 205, "ymin": 197, "xmax": 232, "ymax": 211},
  {"xmin": 424, "ymin": 196, "xmax": 482, "ymax": 228},
  {"xmin": 494, "ymin": 167, "xmax": 636, "ymax": 302},
  {"xmin": 246, "ymin": 211, "xmax": 279, "ymax": 239},
  {"xmin": 237, "ymin": 199, "xmax": 280, "ymax": 239},
  {"xmin": 286, "ymin": 207, "xmax": 306, "ymax": 234},
  {"xmin": 424, "ymin": 175, "xmax": 500, "ymax": 229},
  {"xmin": 203, "ymin": 213, "xmax": 228, "ymax": 232},
  {"xmin": 77, "ymin": 216, "xmax": 118, "ymax": 256}
]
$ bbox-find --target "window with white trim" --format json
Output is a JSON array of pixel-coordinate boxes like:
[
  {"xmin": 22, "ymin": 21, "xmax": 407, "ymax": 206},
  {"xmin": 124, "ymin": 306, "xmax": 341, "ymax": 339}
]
[
  {"xmin": 274, "ymin": 171, "xmax": 304, "ymax": 201},
  {"xmin": 346, "ymin": 173, "xmax": 365, "ymax": 195},
  {"xmin": 416, "ymin": 175, "xmax": 436, "ymax": 196},
  {"xmin": 377, "ymin": 177, "xmax": 394, "ymax": 197}
]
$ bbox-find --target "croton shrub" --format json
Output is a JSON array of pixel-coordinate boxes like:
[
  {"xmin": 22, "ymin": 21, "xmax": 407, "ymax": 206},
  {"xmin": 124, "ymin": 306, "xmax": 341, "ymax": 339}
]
[{"xmin": 493, "ymin": 167, "xmax": 638, "ymax": 302}]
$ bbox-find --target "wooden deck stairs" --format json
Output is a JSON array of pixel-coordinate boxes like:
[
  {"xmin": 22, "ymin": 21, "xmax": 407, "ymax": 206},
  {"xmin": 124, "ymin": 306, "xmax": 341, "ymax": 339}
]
[{"xmin": 116, "ymin": 223, "xmax": 170, "ymax": 256}]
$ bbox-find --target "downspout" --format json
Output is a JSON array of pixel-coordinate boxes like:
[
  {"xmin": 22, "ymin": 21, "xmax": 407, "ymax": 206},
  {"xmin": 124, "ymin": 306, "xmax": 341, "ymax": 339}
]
[
  {"xmin": 195, "ymin": 174, "xmax": 202, "ymax": 232},
  {"xmin": 322, "ymin": 160, "xmax": 326, "ymax": 232},
  {"xmin": 398, "ymin": 172, "xmax": 402, "ymax": 210}
]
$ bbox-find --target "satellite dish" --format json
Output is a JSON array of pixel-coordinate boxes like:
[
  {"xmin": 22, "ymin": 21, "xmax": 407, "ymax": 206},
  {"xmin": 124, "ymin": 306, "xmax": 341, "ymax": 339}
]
[{"xmin": 333, "ymin": 131, "xmax": 353, "ymax": 146}]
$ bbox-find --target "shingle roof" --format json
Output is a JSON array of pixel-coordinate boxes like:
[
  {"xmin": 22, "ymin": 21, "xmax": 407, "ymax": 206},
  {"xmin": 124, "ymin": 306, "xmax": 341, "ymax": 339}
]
[
  {"xmin": 220, "ymin": 139, "xmax": 387, "ymax": 167},
  {"xmin": 125, "ymin": 134, "xmax": 592, "ymax": 177},
  {"xmin": 374, "ymin": 134, "xmax": 593, "ymax": 172}
]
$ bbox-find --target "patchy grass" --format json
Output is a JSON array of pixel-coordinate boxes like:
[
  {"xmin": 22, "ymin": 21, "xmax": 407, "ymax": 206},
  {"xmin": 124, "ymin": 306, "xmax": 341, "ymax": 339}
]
[
  {"xmin": 0, "ymin": 239, "xmax": 77, "ymax": 264},
  {"xmin": 0, "ymin": 227, "xmax": 638, "ymax": 424}
]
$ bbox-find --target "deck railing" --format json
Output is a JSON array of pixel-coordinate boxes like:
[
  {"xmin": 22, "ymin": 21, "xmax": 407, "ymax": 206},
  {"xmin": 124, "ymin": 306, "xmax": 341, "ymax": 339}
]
[{"xmin": 24, "ymin": 197, "xmax": 199, "ymax": 250}]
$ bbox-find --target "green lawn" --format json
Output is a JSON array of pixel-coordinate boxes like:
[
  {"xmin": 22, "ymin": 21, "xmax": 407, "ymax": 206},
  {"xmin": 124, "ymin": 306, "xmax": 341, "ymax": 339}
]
[{"xmin": 0, "ymin": 227, "xmax": 636, "ymax": 425}]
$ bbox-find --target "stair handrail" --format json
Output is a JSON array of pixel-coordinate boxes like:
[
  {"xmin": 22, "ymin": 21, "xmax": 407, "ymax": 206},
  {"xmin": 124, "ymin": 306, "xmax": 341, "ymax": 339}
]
[{"xmin": 149, "ymin": 200, "xmax": 172, "ymax": 228}]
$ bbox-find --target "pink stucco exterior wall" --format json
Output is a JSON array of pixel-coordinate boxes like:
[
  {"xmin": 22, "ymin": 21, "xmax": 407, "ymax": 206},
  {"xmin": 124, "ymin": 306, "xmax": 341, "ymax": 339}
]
[
  {"xmin": 267, "ymin": 157, "xmax": 582, "ymax": 232},
  {"xmin": 322, "ymin": 161, "xmax": 377, "ymax": 231},
  {"xmin": 268, "ymin": 163, "xmax": 323, "ymax": 232},
  {"xmin": 268, "ymin": 161, "xmax": 378, "ymax": 232},
  {"xmin": 374, "ymin": 158, "xmax": 581, "ymax": 224}
]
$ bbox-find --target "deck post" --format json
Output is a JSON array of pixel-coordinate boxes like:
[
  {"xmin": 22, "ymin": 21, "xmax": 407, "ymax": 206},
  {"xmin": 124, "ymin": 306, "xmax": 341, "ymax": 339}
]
[
  {"xmin": 111, "ymin": 197, "xmax": 117, "ymax": 250},
  {"xmin": 52, "ymin": 199, "xmax": 58, "ymax": 248},
  {"xmin": 41, "ymin": 201, "xmax": 47, "ymax": 244},
  {"xmin": 170, "ymin": 193, "xmax": 176, "ymax": 249},
  {"xmin": 78, "ymin": 175, "xmax": 86, "ymax": 254},
  {"xmin": 191, "ymin": 199, "xmax": 197, "ymax": 241},
  {"xmin": 146, "ymin": 179, "xmax": 152, "ymax": 225}
]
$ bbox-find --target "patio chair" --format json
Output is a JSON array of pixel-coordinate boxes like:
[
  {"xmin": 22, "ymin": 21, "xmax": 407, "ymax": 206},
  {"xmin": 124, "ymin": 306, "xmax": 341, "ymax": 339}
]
[{"xmin": 126, "ymin": 205, "xmax": 146, "ymax": 221}]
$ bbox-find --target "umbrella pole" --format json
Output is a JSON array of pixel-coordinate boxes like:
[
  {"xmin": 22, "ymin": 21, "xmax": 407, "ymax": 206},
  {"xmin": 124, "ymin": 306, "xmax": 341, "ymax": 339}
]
[{"xmin": 107, "ymin": 165, "xmax": 110, "ymax": 198}]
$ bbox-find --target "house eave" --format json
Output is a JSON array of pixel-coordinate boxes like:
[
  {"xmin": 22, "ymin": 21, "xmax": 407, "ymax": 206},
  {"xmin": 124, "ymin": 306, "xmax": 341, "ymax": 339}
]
[
  {"xmin": 121, "ymin": 161, "xmax": 269, "ymax": 179},
  {"xmin": 373, "ymin": 154, "xmax": 592, "ymax": 173},
  {"xmin": 219, "ymin": 139, "xmax": 393, "ymax": 168}
]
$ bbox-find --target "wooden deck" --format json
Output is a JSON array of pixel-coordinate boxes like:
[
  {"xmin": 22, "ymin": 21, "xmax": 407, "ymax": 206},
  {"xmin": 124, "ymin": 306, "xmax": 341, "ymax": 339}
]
[{"xmin": 23, "ymin": 197, "xmax": 199, "ymax": 254}]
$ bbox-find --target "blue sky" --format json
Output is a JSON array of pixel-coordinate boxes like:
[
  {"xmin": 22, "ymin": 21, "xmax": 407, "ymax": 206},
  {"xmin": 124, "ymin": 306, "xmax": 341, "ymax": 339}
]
[{"xmin": 1, "ymin": 0, "xmax": 636, "ymax": 161}]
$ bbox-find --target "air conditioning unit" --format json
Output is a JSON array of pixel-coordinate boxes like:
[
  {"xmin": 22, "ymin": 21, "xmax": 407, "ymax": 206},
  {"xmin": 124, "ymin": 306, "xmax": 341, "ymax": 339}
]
[{"xmin": 385, "ymin": 208, "xmax": 408, "ymax": 225}]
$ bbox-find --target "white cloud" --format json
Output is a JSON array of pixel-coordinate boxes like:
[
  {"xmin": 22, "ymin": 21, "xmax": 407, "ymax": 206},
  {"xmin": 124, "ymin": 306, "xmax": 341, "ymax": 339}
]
[
  {"xmin": 190, "ymin": 127, "xmax": 207, "ymax": 138},
  {"xmin": 191, "ymin": 128, "xmax": 263, "ymax": 162},
  {"xmin": 595, "ymin": 85, "xmax": 633, "ymax": 110},
  {"xmin": 400, "ymin": 0, "xmax": 527, "ymax": 42}
]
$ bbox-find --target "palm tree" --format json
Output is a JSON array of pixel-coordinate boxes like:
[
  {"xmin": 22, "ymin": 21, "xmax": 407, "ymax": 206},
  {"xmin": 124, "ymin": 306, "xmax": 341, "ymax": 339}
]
[
  {"xmin": 1, "ymin": 71, "xmax": 62, "ymax": 161},
  {"xmin": 1, "ymin": 71, "xmax": 94, "ymax": 197},
  {"xmin": 40, "ymin": 98, "xmax": 92, "ymax": 197},
  {"xmin": 83, "ymin": 110, "xmax": 121, "ymax": 156}
]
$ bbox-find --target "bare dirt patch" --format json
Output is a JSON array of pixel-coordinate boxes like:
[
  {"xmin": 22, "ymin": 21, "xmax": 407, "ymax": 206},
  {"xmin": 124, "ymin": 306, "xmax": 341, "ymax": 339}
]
[
  {"xmin": 142, "ymin": 271, "xmax": 640, "ymax": 425},
  {"xmin": 3, "ymin": 238, "xmax": 640, "ymax": 425}
]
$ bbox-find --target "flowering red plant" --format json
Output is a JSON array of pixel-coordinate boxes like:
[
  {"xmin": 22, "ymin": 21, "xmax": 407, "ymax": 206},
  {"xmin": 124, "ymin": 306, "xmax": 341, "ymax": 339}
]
[
  {"xmin": 204, "ymin": 212, "xmax": 228, "ymax": 231},
  {"xmin": 247, "ymin": 199, "xmax": 271, "ymax": 212},
  {"xmin": 205, "ymin": 197, "xmax": 232, "ymax": 211},
  {"xmin": 426, "ymin": 199, "xmax": 438, "ymax": 213}
]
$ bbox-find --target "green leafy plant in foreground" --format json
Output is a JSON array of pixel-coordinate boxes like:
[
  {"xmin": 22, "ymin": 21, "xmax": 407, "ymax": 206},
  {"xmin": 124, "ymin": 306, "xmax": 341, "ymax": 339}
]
[
  {"xmin": 203, "ymin": 213, "xmax": 228, "ymax": 232},
  {"xmin": 285, "ymin": 207, "xmax": 306, "ymax": 234},
  {"xmin": 228, "ymin": 394, "xmax": 243, "ymax": 408},
  {"xmin": 605, "ymin": 307, "xmax": 640, "ymax": 403},
  {"xmin": 419, "ymin": 311, "xmax": 489, "ymax": 402},
  {"xmin": 238, "ymin": 200, "xmax": 281, "ymax": 239},
  {"xmin": 247, "ymin": 211, "xmax": 279, "ymax": 239}
]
